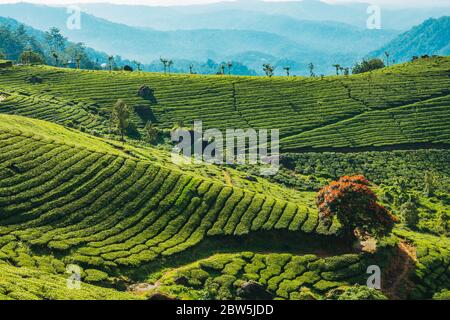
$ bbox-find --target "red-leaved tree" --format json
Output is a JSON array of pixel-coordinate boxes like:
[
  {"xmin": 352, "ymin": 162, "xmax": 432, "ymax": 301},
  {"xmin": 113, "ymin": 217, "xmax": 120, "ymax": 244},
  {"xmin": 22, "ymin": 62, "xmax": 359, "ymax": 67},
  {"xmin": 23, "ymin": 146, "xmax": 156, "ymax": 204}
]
[{"xmin": 317, "ymin": 175, "xmax": 398, "ymax": 240}]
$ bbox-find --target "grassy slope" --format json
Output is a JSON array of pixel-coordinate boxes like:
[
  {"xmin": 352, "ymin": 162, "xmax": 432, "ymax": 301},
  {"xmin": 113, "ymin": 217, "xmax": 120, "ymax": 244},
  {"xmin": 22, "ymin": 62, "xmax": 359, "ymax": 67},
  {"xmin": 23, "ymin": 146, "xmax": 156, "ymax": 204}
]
[
  {"xmin": 0, "ymin": 114, "xmax": 338, "ymax": 289},
  {"xmin": 0, "ymin": 263, "xmax": 139, "ymax": 300},
  {"xmin": 0, "ymin": 58, "xmax": 449, "ymax": 300},
  {"xmin": 0, "ymin": 57, "xmax": 449, "ymax": 151},
  {"xmin": 153, "ymin": 229, "xmax": 450, "ymax": 300}
]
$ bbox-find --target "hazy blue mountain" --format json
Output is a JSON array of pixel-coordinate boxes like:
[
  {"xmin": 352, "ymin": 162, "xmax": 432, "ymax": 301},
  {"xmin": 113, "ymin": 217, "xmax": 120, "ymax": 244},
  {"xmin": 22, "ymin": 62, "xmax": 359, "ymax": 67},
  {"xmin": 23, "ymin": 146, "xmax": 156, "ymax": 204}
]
[
  {"xmin": 0, "ymin": 3, "xmax": 359, "ymax": 75},
  {"xmin": 79, "ymin": 0, "xmax": 450, "ymax": 30},
  {"xmin": 368, "ymin": 17, "xmax": 450, "ymax": 63}
]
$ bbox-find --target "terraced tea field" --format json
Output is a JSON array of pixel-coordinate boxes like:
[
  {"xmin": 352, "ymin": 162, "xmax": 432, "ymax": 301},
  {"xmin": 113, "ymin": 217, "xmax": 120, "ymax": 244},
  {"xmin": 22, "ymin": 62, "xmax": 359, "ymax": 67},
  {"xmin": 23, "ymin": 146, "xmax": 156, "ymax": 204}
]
[
  {"xmin": 0, "ymin": 57, "xmax": 449, "ymax": 300},
  {"xmin": 0, "ymin": 57, "xmax": 449, "ymax": 151}
]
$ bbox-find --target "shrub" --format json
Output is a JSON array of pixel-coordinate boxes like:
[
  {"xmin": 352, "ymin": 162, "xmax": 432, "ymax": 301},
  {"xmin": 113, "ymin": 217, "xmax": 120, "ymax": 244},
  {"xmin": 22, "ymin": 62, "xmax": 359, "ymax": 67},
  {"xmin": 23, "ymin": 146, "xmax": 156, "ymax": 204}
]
[
  {"xmin": 400, "ymin": 199, "xmax": 419, "ymax": 228},
  {"xmin": 84, "ymin": 269, "xmax": 109, "ymax": 283},
  {"xmin": 327, "ymin": 285, "xmax": 388, "ymax": 300},
  {"xmin": 433, "ymin": 289, "xmax": 450, "ymax": 300},
  {"xmin": 317, "ymin": 175, "xmax": 398, "ymax": 240},
  {"xmin": 19, "ymin": 51, "xmax": 45, "ymax": 65}
]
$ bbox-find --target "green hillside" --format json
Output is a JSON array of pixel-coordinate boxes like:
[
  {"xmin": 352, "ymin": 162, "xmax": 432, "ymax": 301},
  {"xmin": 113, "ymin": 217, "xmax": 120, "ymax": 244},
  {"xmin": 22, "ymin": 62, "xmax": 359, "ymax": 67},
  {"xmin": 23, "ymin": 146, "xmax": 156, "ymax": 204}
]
[
  {"xmin": 369, "ymin": 17, "xmax": 450, "ymax": 64},
  {"xmin": 0, "ymin": 57, "xmax": 449, "ymax": 152},
  {"xmin": 0, "ymin": 57, "xmax": 449, "ymax": 300}
]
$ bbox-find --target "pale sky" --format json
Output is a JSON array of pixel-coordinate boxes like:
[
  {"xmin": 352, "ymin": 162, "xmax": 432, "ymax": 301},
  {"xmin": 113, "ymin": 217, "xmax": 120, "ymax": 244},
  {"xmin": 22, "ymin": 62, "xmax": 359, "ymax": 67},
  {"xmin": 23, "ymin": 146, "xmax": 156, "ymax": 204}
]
[{"xmin": 0, "ymin": 0, "xmax": 448, "ymax": 7}]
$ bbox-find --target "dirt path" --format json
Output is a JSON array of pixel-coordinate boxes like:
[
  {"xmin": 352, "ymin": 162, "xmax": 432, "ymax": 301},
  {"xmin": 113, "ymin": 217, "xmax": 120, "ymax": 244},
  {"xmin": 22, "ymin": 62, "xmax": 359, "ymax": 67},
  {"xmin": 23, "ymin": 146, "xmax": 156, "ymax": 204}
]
[
  {"xmin": 383, "ymin": 242, "xmax": 417, "ymax": 299},
  {"xmin": 128, "ymin": 281, "xmax": 161, "ymax": 295}
]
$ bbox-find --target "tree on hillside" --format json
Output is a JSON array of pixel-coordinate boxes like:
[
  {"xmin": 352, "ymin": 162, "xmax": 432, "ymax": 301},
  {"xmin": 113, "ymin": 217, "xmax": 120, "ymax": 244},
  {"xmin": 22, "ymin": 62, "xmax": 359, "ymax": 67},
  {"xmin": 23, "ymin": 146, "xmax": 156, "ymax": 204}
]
[
  {"xmin": 384, "ymin": 51, "xmax": 390, "ymax": 67},
  {"xmin": 333, "ymin": 64, "xmax": 341, "ymax": 75},
  {"xmin": 400, "ymin": 199, "xmax": 419, "ymax": 229},
  {"xmin": 75, "ymin": 55, "xmax": 82, "ymax": 69},
  {"xmin": 111, "ymin": 99, "xmax": 131, "ymax": 141},
  {"xmin": 189, "ymin": 64, "xmax": 195, "ymax": 74},
  {"xmin": 160, "ymin": 58, "xmax": 168, "ymax": 73},
  {"xmin": 344, "ymin": 67, "xmax": 350, "ymax": 77},
  {"xmin": 218, "ymin": 64, "xmax": 225, "ymax": 75},
  {"xmin": 65, "ymin": 42, "xmax": 90, "ymax": 69},
  {"xmin": 19, "ymin": 50, "xmax": 44, "ymax": 65},
  {"xmin": 423, "ymin": 171, "xmax": 437, "ymax": 197},
  {"xmin": 45, "ymin": 28, "xmax": 66, "ymax": 66},
  {"xmin": 263, "ymin": 64, "xmax": 275, "ymax": 77},
  {"xmin": 133, "ymin": 60, "xmax": 142, "ymax": 71},
  {"xmin": 45, "ymin": 28, "xmax": 66, "ymax": 52},
  {"xmin": 143, "ymin": 121, "xmax": 159, "ymax": 144},
  {"xmin": 227, "ymin": 61, "xmax": 233, "ymax": 75},
  {"xmin": 167, "ymin": 59, "xmax": 174, "ymax": 73},
  {"xmin": 52, "ymin": 51, "xmax": 59, "ymax": 66},
  {"xmin": 308, "ymin": 63, "xmax": 315, "ymax": 77},
  {"xmin": 317, "ymin": 175, "xmax": 398, "ymax": 240},
  {"xmin": 108, "ymin": 56, "xmax": 114, "ymax": 71},
  {"xmin": 352, "ymin": 58, "xmax": 385, "ymax": 74},
  {"xmin": 283, "ymin": 66, "xmax": 291, "ymax": 77}
]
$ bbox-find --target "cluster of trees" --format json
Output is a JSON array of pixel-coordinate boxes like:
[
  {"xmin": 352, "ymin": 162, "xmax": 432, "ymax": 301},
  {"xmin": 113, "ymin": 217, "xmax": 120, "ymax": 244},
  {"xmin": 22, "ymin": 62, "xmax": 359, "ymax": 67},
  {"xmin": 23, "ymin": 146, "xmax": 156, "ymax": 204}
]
[
  {"xmin": 0, "ymin": 23, "xmax": 43, "ymax": 62},
  {"xmin": 110, "ymin": 99, "xmax": 161, "ymax": 144},
  {"xmin": 141, "ymin": 58, "xmax": 256, "ymax": 76},
  {"xmin": 0, "ymin": 22, "xmax": 141, "ymax": 71}
]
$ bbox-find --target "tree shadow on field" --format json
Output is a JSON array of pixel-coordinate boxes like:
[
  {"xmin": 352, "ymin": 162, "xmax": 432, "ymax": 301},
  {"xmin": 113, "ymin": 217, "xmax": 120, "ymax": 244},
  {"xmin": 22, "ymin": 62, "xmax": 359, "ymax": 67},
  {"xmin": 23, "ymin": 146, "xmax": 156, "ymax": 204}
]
[{"xmin": 122, "ymin": 230, "xmax": 354, "ymax": 282}]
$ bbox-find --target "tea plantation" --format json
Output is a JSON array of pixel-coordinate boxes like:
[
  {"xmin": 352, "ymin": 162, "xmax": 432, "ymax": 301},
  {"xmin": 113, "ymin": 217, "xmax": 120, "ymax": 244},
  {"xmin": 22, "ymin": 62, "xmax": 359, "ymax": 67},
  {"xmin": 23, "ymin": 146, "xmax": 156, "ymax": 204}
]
[
  {"xmin": 0, "ymin": 57, "xmax": 449, "ymax": 300},
  {"xmin": 0, "ymin": 57, "xmax": 449, "ymax": 151}
]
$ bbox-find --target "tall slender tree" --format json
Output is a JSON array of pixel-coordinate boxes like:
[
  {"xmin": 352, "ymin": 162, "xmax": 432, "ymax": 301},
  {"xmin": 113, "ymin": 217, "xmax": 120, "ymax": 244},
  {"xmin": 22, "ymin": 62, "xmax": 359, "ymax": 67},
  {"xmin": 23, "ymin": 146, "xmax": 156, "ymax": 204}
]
[
  {"xmin": 167, "ymin": 60, "xmax": 174, "ymax": 73},
  {"xmin": 308, "ymin": 63, "xmax": 315, "ymax": 77},
  {"xmin": 283, "ymin": 66, "xmax": 291, "ymax": 77},
  {"xmin": 52, "ymin": 51, "xmax": 59, "ymax": 66},
  {"xmin": 75, "ymin": 55, "xmax": 81, "ymax": 69},
  {"xmin": 333, "ymin": 64, "xmax": 341, "ymax": 75},
  {"xmin": 160, "ymin": 58, "xmax": 168, "ymax": 73},
  {"xmin": 227, "ymin": 61, "xmax": 233, "ymax": 75},
  {"xmin": 385, "ymin": 51, "xmax": 390, "ymax": 67},
  {"xmin": 111, "ymin": 99, "xmax": 130, "ymax": 142},
  {"xmin": 108, "ymin": 55, "xmax": 114, "ymax": 71},
  {"xmin": 133, "ymin": 60, "xmax": 141, "ymax": 71},
  {"xmin": 263, "ymin": 64, "xmax": 275, "ymax": 77}
]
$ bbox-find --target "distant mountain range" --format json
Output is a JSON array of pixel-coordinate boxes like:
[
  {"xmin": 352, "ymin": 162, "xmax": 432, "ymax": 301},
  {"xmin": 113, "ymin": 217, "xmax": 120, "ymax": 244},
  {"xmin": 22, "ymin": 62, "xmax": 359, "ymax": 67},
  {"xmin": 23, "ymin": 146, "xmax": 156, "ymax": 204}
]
[
  {"xmin": 369, "ymin": 17, "xmax": 450, "ymax": 63},
  {"xmin": 78, "ymin": 0, "xmax": 450, "ymax": 31},
  {"xmin": 0, "ymin": 1, "xmax": 449, "ymax": 75},
  {"xmin": 0, "ymin": 2, "xmax": 398, "ymax": 75}
]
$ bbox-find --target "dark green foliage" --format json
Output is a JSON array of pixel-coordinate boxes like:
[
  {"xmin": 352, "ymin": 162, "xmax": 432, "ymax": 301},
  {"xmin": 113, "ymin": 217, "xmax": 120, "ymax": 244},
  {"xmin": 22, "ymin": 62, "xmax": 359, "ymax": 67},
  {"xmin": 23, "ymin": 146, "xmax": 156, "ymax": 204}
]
[
  {"xmin": 352, "ymin": 58, "xmax": 385, "ymax": 74},
  {"xmin": 327, "ymin": 285, "xmax": 388, "ymax": 300},
  {"xmin": 111, "ymin": 99, "xmax": 131, "ymax": 141},
  {"xmin": 400, "ymin": 199, "xmax": 419, "ymax": 228},
  {"xmin": 19, "ymin": 50, "xmax": 44, "ymax": 65}
]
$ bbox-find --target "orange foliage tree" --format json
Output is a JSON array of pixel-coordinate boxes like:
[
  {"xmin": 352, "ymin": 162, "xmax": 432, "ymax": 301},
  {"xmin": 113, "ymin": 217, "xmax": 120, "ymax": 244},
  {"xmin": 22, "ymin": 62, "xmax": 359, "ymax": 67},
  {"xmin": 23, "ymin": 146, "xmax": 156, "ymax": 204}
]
[{"xmin": 317, "ymin": 175, "xmax": 398, "ymax": 240}]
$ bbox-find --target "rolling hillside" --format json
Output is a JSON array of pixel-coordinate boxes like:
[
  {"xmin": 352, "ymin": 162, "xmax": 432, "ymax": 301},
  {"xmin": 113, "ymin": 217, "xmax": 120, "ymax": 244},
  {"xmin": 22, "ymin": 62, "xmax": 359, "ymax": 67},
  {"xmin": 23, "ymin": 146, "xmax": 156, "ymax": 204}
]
[
  {"xmin": 0, "ymin": 56, "xmax": 449, "ymax": 152},
  {"xmin": 0, "ymin": 114, "xmax": 448, "ymax": 300},
  {"xmin": 0, "ymin": 57, "xmax": 449, "ymax": 300}
]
